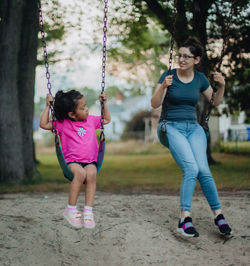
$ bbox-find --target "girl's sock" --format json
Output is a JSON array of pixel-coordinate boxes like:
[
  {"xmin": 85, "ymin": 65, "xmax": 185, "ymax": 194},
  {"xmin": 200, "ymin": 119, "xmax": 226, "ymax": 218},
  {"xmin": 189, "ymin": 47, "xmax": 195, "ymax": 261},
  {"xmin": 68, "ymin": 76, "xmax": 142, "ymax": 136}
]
[
  {"xmin": 84, "ymin": 206, "xmax": 93, "ymax": 212},
  {"xmin": 67, "ymin": 204, "xmax": 77, "ymax": 209}
]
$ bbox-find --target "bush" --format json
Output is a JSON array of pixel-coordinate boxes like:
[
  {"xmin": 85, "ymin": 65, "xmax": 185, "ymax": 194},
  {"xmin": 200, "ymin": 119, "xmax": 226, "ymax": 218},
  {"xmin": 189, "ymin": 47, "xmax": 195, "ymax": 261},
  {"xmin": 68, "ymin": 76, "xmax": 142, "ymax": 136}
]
[{"xmin": 121, "ymin": 110, "xmax": 152, "ymax": 140}]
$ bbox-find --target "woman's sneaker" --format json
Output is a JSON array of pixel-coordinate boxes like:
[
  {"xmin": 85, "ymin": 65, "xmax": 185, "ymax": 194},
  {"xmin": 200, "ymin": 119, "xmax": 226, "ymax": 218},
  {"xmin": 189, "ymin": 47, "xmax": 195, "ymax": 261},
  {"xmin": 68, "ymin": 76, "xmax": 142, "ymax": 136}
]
[
  {"xmin": 83, "ymin": 210, "xmax": 95, "ymax": 229},
  {"xmin": 63, "ymin": 208, "xmax": 84, "ymax": 229},
  {"xmin": 177, "ymin": 216, "xmax": 199, "ymax": 237},
  {"xmin": 214, "ymin": 214, "xmax": 232, "ymax": 235}
]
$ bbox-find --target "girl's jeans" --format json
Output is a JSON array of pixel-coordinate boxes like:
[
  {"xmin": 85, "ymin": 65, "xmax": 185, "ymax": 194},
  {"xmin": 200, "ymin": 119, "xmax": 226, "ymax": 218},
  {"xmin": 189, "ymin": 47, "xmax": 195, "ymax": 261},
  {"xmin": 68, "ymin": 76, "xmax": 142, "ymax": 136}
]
[{"xmin": 161, "ymin": 120, "xmax": 221, "ymax": 212}]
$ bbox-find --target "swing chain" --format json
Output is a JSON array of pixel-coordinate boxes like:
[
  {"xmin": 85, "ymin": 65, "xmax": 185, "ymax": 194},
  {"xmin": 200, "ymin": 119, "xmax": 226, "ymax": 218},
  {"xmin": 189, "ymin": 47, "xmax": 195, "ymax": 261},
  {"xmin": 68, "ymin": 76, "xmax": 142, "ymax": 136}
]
[
  {"xmin": 38, "ymin": 0, "xmax": 57, "ymax": 134},
  {"xmin": 203, "ymin": 0, "xmax": 235, "ymax": 131},
  {"xmin": 100, "ymin": 0, "xmax": 108, "ymax": 133},
  {"xmin": 168, "ymin": 0, "xmax": 177, "ymax": 73},
  {"xmin": 216, "ymin": 0, "xmax": 235, "ymax": 71},
  {"xmin": 38, "ymin": 0, "xmax": 52, "ymax": 95},
  {"xmin": 162, "ymin": 0, "xmax": 177, "ymax": 126}
]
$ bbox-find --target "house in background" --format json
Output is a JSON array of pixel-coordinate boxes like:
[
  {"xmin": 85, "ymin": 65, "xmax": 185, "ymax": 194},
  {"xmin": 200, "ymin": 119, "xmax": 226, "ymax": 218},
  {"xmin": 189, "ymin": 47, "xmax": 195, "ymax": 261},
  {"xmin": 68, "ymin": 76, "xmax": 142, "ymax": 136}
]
[
  {"xmin": 89, "ymin": 92, "xmax": 152, "ymax": 140},
  {"xmin": 217, "ymin": 103, "xmax": 249, "ymax": 141}
]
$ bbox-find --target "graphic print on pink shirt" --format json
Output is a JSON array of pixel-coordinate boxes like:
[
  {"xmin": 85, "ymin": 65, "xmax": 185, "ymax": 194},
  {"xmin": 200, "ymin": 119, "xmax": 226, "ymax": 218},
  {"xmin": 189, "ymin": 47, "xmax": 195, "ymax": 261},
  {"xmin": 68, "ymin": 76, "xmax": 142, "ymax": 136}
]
[{"xmin": 55, "ymin": 115, "xmax": 101, "ymax": 163}]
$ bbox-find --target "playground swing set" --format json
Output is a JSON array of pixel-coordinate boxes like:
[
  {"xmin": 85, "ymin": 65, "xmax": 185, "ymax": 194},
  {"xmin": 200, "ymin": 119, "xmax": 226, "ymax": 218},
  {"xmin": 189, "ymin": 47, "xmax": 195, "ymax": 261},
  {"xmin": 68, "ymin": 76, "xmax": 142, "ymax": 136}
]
[
  {"xmin": 38, "ymin": 0, "xmax": 109, "ymax": 179},
  {"xmin": 38, "ymin": 0, "xmax": 235, "ymax": 175}
]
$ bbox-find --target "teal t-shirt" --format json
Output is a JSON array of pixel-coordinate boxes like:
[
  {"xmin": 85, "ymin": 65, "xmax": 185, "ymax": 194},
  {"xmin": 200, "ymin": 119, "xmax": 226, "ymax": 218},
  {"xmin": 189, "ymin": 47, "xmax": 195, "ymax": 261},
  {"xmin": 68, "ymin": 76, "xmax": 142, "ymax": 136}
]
[{"xmin": 159, "ymin": 69, "xmax": 210, "ymax": 121}]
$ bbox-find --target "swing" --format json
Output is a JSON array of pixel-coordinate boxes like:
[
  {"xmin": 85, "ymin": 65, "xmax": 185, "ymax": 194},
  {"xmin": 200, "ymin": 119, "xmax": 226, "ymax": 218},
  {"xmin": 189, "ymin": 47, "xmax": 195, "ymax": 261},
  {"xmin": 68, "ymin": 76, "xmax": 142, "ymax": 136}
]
[
  {"xmin": 38, "ymin": 0, "xmax": 108, "ymax": 178},
  {"xmin": 158, "ymin": 0, "xmax": 234, "ymax": 149},
  {"xmin": 157, "ymin": 0, "xmax": 177, "ymax": 149}
]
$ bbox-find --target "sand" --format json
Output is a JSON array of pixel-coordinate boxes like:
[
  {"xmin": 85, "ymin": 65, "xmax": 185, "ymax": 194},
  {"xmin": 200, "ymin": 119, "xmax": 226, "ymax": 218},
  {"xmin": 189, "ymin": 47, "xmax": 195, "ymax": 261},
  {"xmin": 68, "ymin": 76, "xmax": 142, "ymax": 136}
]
[{"xmin": 0, "ymin": 191, "xmax": 249, "ymax": 266}]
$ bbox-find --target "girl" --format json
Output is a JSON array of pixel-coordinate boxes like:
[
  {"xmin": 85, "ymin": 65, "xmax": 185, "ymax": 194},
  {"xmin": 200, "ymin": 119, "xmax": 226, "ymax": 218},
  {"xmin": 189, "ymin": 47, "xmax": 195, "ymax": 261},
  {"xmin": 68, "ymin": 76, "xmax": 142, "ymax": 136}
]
[
  {"xmin": 40, "ymin": 90, "xmax": 111, "ymax": 229},
  {"xmin": 151, "ymin": 37, "xmax": 232, "ymax": 237}
]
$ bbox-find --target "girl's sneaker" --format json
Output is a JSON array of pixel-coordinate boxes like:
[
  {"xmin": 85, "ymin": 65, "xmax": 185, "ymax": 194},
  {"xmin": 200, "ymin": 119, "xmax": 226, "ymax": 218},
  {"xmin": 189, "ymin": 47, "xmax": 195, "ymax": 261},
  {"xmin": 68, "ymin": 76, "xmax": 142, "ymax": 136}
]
[
  {"xmin": 177, "ymin": 216, "xmax": 199, "ymax": 237},
  {"xmin": 83, "ymin": 210, "xmax": 95, "ymax": 229},
  {"xmin": 214, "ymin": 214, "xmax": 232, "ymax": 235},
  {"xmin": 63, "ymin": 208, "xmax": 84, "ymax": 229}
]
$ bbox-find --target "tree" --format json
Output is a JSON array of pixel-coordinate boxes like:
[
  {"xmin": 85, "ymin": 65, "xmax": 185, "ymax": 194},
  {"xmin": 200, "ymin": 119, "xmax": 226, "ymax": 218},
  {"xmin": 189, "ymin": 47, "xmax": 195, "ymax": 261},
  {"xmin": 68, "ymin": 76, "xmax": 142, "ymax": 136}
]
[
  {"xmin": 106, "ymin": 0, "xmax": 249, "ymax": 162},
  {"xmin": 79, "ymin": 87, "xmax": 98, "ymax": 107},
  {"xmin": 122, "ymin": 110, "xmax": 152, "ymax": 140},
  {"xmin": 0, "ymin": 0, "xmax": 39, "ymax": 183},
  {"xmin": 109, "ymin": 0, "xmax": 249, "ymax": 81}
]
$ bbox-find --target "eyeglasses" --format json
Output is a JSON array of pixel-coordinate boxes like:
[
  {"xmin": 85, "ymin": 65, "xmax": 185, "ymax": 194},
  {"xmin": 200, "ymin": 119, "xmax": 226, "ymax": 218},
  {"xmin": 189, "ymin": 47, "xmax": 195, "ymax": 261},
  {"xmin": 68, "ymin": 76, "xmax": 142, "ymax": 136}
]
[{"xmin": 176, "ymin": 54, "xmax": 195, "ymax": 61}]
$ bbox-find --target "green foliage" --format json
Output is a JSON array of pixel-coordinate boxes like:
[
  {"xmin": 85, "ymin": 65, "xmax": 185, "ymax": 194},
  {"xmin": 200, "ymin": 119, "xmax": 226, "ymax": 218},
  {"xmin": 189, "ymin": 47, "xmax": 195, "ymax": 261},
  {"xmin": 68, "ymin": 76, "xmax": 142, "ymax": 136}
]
[
  {"xmin": 107, "ymin": 0, "xmax": 250, "ymax": 115},
  {"xmin": 37, "ymin": 0, "xmax": 83, "ymax": 65},
  {"xmin": 109, "ymin": 6, "xmax": 170, "ymax": 85},
  {"xmin": 78, "ymin": 86, "xmax": 98, "ymax": 107},
  {"xmin": 207, "ymin": 0, "xmax": 250, "ymax": 117},
  {"xmin": 105, "ymin": 85, "xmax": 121, "ymax": 98}
]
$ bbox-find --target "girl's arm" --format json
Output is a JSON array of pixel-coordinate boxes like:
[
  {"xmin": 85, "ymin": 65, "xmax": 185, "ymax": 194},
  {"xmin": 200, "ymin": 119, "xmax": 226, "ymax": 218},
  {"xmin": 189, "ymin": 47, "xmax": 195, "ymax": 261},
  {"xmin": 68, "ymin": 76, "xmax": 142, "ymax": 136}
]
[
  {"xmin": 151, "ymin": 75, "xmax": 173, "ymax": 109},
  {"xmin": 99, "ymin": 92, "xmax": 111, "ymax": 125},
  {"xmin": 39, "ymin": 94, "xmax": 54, "ymax": 130},
  {"xmin": 202, "ymin": 72, "xmax": 225, "ymax": 106}
]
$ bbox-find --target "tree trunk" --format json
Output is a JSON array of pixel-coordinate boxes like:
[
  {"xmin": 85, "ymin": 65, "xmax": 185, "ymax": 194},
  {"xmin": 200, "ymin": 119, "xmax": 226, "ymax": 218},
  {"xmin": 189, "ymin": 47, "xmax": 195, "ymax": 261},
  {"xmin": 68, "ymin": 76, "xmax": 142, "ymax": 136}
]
[
  {"xmin": 0, "ymin": 0, "xmax": 25, "ymax": 183},
  {"xmin": 0, "ymin": 0, "xmax": 38, "ymax": 183},
  {"xmin": 18, "ymin": 0, "xmax": 39, "ymax": 177},
  {"xmin": 192, "ymin": 0, "xmax": 217, "ymax": 164}
]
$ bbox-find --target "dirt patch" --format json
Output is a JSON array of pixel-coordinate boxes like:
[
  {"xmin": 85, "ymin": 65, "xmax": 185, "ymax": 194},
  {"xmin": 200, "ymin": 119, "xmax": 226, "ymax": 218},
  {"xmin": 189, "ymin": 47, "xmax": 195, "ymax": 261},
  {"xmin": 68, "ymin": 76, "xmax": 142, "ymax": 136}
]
[{"xmin": 0, "ymin": 191, "xmax": 249, "ymax": 266}]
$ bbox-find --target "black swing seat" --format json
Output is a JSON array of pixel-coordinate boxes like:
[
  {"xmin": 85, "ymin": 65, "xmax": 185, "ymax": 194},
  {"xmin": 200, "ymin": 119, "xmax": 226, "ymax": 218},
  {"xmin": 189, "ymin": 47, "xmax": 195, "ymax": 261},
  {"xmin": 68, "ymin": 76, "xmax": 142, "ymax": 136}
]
[
  {"xmin": 157, "ymin": 121, "xmax": 169, "ymax": 148},
  {"xmin": 55, "ymin": 133, "xmax": 105, "ymax": 181}
]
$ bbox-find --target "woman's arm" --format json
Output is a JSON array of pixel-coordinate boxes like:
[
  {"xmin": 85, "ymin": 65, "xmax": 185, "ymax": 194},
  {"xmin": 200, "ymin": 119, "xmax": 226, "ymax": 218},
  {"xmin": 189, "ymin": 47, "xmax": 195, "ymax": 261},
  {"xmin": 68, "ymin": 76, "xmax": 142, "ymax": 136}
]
[
  {"xmin": 39, "ymin": 94, "xmax": 53, "ymax": 130},
  {"xmin": 99, "ymin": 92, "xmax": 111, "ymax": 125},
  {"xmin": 151, "ymin": 75, "xmax": 173, "ymax": 109},
  {"xmin": 202, "ymin": 72, "xmax": 225, "ymax": 106}
]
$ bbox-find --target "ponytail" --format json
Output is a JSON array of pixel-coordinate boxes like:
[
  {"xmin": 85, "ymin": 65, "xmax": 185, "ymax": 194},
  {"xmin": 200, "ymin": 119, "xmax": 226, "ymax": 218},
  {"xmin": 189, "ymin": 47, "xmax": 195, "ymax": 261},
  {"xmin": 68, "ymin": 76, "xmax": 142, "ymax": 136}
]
[{"xmin": 54, "ymin": 90, "xmax": 83, "ymax": 121}]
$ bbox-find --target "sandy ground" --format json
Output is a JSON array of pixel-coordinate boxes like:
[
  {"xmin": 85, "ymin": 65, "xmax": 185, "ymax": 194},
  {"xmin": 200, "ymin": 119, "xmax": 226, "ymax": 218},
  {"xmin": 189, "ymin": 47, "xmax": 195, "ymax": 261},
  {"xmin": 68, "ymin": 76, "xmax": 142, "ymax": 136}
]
[{"xmin": 0, "ymin": 191, "xmax": 250, "ymax": 266}]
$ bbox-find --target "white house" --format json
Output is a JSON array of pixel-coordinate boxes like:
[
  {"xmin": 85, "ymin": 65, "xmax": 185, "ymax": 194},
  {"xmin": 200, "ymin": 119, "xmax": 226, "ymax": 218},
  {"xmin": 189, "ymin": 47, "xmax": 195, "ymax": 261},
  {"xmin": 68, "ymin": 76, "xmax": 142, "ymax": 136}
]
[{"xmin": 216, "ymin": 103, "xmax": 249, "ymax": 141}]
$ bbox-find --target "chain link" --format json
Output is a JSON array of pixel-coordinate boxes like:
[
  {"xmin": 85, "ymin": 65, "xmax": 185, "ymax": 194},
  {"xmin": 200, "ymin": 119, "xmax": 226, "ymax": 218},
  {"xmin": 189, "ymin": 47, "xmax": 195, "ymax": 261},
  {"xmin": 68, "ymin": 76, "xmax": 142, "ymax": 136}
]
[
  {"xmin": 203, "ymin": 0, "xmax": 235, "ymax": 130},
  {"xmin": 216, "ymin": 0, "xmax": 235, "ymax": 71},
  {"xmin": 162, "ymin": 0, "xmax": 177, "ymax": 124},
  {"xmin": 168, "ymin": 0, "xmax": 177, "ymax": 72},
  {"xmin": 38, "ymin": 0, "xmax": 52, "ymax": 96},
  {"xmin": 38, "ymin": 0, "xmax": 57, "ymax": 133},
  {"xmin": 38, "ymin": 0, "xmax": 109, "ymax": 138},
  {"xmin": 100, "ymin": 0, "xmax": 108, "ymax": 135}
]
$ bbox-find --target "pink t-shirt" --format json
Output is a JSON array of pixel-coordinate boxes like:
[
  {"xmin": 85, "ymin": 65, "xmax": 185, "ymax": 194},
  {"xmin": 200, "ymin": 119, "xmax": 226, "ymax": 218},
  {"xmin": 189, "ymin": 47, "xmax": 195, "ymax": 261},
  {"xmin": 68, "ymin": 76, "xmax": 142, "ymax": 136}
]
[{"xmin": 55, "ymin": 115, "xmax": 101, "ymax": 163}]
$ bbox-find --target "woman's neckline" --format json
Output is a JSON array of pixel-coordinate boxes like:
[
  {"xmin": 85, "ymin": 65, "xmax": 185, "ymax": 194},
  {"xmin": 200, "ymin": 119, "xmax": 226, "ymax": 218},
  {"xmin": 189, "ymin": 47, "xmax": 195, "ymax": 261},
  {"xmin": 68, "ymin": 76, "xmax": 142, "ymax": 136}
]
[{"xmin": 175, "ymin": 68, "xmax": 195, "ymax": 84}]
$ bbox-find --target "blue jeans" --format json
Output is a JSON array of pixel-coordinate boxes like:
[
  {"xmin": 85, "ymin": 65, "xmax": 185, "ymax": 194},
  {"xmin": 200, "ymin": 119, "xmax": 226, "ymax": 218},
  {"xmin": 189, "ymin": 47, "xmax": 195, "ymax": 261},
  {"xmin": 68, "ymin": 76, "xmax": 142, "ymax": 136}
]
[{"xmin": 159, "ymin": 120, "xmax": 221, "ymax": 212}]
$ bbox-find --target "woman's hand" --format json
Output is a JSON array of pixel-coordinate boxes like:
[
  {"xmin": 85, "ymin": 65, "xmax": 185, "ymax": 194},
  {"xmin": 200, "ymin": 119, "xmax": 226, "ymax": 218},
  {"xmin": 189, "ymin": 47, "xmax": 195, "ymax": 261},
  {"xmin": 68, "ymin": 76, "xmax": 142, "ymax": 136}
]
[
  {"xmin": 46, "ymin": 94, "xmax": 54, "ymax": 106},
  {"xmin": 99, "ymin": 92, "xmax": 107, "ymax": 103},
  {"xmin": 162, "ymin": 75, "xmax": 173, "ymax": 89},
  {"xmin": 212, "ymin": 72, "xmax": 225, "ymax": 88}
]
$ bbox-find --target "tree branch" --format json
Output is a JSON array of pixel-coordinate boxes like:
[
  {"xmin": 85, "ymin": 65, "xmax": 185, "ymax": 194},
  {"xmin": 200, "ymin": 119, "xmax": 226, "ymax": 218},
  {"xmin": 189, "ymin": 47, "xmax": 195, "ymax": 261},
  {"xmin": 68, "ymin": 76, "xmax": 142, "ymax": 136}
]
[{"xmin": 142, "ymin": 0, "xmax": 175, "ymax": 33}]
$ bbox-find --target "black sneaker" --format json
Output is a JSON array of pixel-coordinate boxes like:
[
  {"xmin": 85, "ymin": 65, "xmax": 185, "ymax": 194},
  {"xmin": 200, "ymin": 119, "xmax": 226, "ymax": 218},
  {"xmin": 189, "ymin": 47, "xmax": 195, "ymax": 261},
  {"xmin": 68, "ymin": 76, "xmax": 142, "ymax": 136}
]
[
  {"xmin": 177, "ymin": 216, "xmax": 199, "ymax": 237},
  {"xmin": 214, "ymin": 214, "xmax": 232, "ymax": 235}
]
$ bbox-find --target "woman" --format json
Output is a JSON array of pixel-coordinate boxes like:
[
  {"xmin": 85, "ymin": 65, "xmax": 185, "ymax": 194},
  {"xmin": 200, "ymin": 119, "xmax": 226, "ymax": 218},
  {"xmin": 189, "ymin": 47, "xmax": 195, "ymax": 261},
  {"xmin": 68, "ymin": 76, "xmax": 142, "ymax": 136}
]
[{"xmin": 151, "ymin": 37, "xmax": 232, "ymax": 237}]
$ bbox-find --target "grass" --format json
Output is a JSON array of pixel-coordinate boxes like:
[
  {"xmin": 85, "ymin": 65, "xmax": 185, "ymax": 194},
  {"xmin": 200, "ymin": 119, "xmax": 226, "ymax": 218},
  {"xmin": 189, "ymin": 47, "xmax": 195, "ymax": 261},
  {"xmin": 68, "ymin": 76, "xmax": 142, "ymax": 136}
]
[
  {"xmin": 1, "ymin": 140, "xmax": 250, "ymax": 193},
  {"xmin": 218, "ymin": 141, "xmax": 250, "ymax": 154}
]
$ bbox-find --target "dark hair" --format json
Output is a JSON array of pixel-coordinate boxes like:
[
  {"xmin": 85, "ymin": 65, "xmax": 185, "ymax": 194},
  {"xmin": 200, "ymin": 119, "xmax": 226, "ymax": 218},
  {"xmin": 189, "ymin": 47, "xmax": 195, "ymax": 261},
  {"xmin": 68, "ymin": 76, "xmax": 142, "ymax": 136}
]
[
  {"xmin": 179, "ymin": 37, "xmax": 203, "ymax": 58},
  {"xmin": 54, "ymin": 90, "xmax": 83, "ymax": 121}
]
